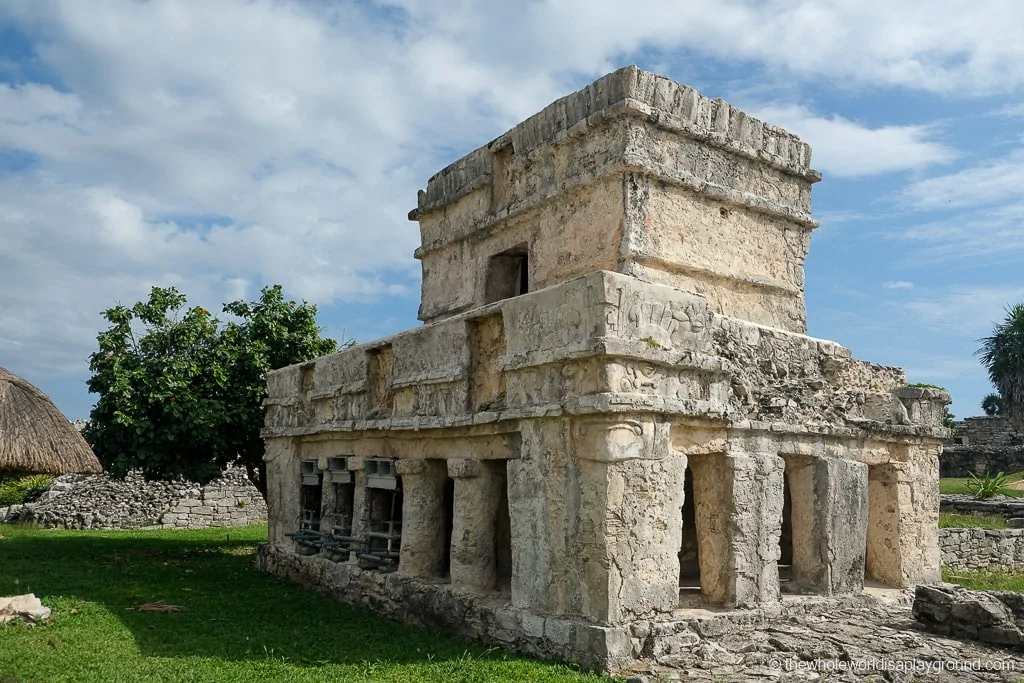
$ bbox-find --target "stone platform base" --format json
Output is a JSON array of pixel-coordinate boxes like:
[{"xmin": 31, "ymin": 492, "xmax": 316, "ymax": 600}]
[{"xmin": 256, "ymin": 544, "xmax": 916, "ymax": 672}]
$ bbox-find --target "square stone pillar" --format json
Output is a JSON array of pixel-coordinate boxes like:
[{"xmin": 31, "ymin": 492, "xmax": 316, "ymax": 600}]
[
  {"xmin": 784, "ymin": 455, "xmax": 868, "ymax": 595},
  {"xmin": 396, "ymin": 459, "xmax": 448, "ymax": 578},
  {"xmin": 264, "ymin": 437, "xmax": 300, "ymax": 546},
  {"xmin": 347, "ymin": 462, "xmax": 369, "ymax": 557},
  {"xmin": 448, "ymin": 458, "xmax": 505, "ymax": 591},
  {"xmin": 866, "ymin": 443, "xmax": 941, "ymax": 587},
  {"xmin": 689, "ymin": 451, "xmax": 784, "ymax": 608},
  {"xmin": 572, "ymin": 418, "xmax": 684, "ymax": 624},
  {"xmin": 318, "ymin": 466, "xmax": 337, "ymax": 534}
]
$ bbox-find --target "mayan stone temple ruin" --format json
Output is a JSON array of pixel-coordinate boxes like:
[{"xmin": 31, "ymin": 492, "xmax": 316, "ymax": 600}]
[{"xmin": 257, "ymin": 66, "xmax": 951, "ymax": 671}]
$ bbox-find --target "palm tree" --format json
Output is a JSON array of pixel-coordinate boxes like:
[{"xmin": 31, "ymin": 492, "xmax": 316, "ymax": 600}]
[
  {"xmin": 981, "ymin": 392, "xmax": 1004, "ymax": 416},
  {"xmin": 978, "ymin": 303, "xmax": 1024, "ymax": 428}
]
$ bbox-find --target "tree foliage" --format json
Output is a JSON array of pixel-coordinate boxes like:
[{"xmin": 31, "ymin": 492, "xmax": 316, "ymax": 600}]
[
  {"xmin": 84, "ymin": 285, "xmax": 339, "ymax": 493},
  {"xmin": 977, "ymin": 303, "xmax": 1024, "ymax": 428},
  {"xmin": 982, "ymin": 392, "xmax": 1005, "ymax": 417}
]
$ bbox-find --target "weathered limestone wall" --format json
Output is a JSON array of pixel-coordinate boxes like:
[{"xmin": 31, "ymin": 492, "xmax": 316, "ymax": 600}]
[
  {"xmin": 939, "ymin": 528, "xmax": 1024, "ymax": 573},
  {"xmin": 412, "ymin": 66, "xmax": 819, "ymax": 333},
  {"xmin": 260, "ymin": 67, "xmax": 951, "ymax": 673},
  {"xmin": 942, "ymin": 417, "xmax": 1024, "ymax": 478}
]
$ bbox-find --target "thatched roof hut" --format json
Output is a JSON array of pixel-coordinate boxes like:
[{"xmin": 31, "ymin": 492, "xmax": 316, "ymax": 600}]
[{"xmin": 0, "ymin": 366, "xmax": 101, "ymax": 476}]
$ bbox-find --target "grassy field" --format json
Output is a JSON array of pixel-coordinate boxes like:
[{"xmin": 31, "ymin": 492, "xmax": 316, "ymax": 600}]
[
  {"xmin": 0, "ymin": 524, "xmax": 610, "ymax": 683},
  {"xmin": 938, "ymin": 512, "xmax": 1008, "ymax": 529},
  {"xmin": 944, "ymin": 568, "xmax": 1024, "ymax": 592},
  {"xmin": 938, "ymin": 472, "xmax": 1024, "ymax": 497}
]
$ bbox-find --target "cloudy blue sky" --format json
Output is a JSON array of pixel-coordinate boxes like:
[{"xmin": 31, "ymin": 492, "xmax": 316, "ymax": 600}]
[{"xmin": 1, "ymin": 0, "xmax": 1022, "ymax": 422}]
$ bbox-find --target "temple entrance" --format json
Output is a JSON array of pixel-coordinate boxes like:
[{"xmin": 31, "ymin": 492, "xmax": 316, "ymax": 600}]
[
  {"xmin": 441, "ymin": 476, "xmax": 455, "ymax": 579},
  {"xmin": 778, "ymin": 470, "xmax": 795, "ymax": 592},
  {"xmin": 495, "ymin": 474, "xmax": 513, "ymax": 593},
  {"xmin": 359, "ymin": 460, "xmax": 403, "ymax": 573},
  {"xmin": 679, "ymin": 465, "xmax": 701, "ymax": 589}
]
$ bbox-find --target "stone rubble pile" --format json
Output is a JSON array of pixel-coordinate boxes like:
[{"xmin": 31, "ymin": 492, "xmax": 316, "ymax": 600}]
[
  {"xmin": 1, "ymin": 467, "xmax": 266, "ymax": 530},
  {"xmin": 915, "ymin": 585, "xmax": 1024, "ymax": 653},
  {"xmin": 624, "ymin": 594, "xmax": 1023, "ymax": 682}
]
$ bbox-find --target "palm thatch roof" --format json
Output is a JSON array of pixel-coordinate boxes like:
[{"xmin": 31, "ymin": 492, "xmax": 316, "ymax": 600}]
[{"xmin": 0, "ymin": 366, "xmax": 101, "ymax": 476}]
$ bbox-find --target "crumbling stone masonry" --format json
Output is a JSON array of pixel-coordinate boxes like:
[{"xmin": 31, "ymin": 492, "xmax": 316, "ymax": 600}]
[{"xmin": 257, "ymin": 66, "xmax": 950, "ymax": 672}]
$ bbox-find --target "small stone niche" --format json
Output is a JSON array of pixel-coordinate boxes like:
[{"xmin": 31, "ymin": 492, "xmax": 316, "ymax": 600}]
[
  {"xmin": 485, "ymin": 245, "xmax": 529, "ymax": 303},
  {"xmin": 360, "ymin": 458, "xmax": 402, "ymax": 572},
  {"xmin": 367, "ymin": 346, "xmax": 394, "ymax": 419}
]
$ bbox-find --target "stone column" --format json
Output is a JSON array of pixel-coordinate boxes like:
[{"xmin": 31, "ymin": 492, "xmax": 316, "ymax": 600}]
[
  {"xmin": 785, "ymin": 455, "xmax": 868, "ymax": 595},
  {"xmin": 865, "ymin": 443, "xmax": 941, "ymax": 587},
  {"xmin": 689, "ymin": 450, "xmax": 784, "ymax": 608},
  {"xmin": 264, "ymin": 436, "xmax": 300, "ymax": 547},
  {"xmin": 396, "ymin": 459, "xmax": 448, "ymax": 578},
  {"xmin": 319, "ymin": 466, "xmax": 337, "ymax": 534},
  {"xmin": 448, "ymin": 458, "xmax": 504, "ymax": 592},
  {"xmin": 347, "ymin": 459, "xmax": 368, "ymax": 562},
  {"xmin": 572, "ymin": 417, "xmax": 684, "ymax": 624}
]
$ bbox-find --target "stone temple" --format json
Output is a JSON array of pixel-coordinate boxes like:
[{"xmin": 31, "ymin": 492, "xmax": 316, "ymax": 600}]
[{"xmin": 257, "ymin": 66, "xmax": 951, "ymax": 672}]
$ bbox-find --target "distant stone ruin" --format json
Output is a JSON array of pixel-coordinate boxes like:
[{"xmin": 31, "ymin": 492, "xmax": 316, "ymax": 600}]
[
  {"xmin": 257, "ymin": 66, "xmax": 950, "ymax": 672},
  {"xmin": 4, "ymin": 467, "xmax": 266, "ymax": 530},
  {"xmin": 942, "ymin": 416, "xmax": 1024, "ymax": 478}
]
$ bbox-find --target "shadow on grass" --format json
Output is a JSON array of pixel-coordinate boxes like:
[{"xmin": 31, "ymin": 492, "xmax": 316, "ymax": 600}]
[{"xmin": 0, "ymin": 526, "xmax": 546, "ymax": 671}]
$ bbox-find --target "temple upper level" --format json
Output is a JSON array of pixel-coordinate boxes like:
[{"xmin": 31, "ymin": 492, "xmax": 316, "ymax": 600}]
[{"xmin": 409, "ymin": 66, "xmax": 822, "ymax": 334}]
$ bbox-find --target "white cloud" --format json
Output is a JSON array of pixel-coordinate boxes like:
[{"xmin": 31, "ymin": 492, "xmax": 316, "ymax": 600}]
[
  {"xmin": 893, "ymin": 199, "xmax": 1024, "ymax": 264},
  {"xmin": 900, "ymin": 149, "xmax": 1024, "ymax": 210},
  {"xmin": 1, "ymin": 0, "xmax": 1023, "ymax": 389},
  {"xmin": 889, "ymin": 286, "xmax": 1024, "ymax": 338},
  {"xmin": 750, "ymin": 104, "xmax": 955, "ymax": 177},
  {"xmin": 884, "ymin": 281, "xmax": 915, "ymax": 290},
  {"xmin": 389, "ymin": 0, "xmax": 1024, "ymax": 96}
]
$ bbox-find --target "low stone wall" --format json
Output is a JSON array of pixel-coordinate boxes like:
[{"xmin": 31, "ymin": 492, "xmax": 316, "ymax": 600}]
[
  {"xmin": 939, "ymin": 527, "xmax": 1024, "ymax": 573},
  {"xmin": 940, "ymin": 494, "xmax": 1024, "ymax": 519},
  {"xmin": 257, "ymin": 543, "xmax": 913, "ymax": 673},
  {"xmin": 914, "ymin": 584, "xmax": 1024, "ymax": 650},
  {"xmin": 2, "ymin": 467, "xmax": 266, "ymax": 530}
]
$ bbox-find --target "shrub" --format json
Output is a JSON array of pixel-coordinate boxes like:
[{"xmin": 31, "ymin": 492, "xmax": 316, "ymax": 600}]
[
  {"xmin": 0, "ymin": 474, "xmax": 54, "ymax": 507},
  {"xmin": 966, "ymin": 471, "xmax": 1010, "ymax": 500}
]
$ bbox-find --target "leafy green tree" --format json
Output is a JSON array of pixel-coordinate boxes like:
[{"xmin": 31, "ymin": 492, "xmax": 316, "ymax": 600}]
[
  {"xmin": 982, "ymin": 392, "xmax": 1005, "ymax": 417},
  {"xmin": 978, "ymin": 303, "xmax": 1024, "ymax": 428},
  {"xmin": 84, "ymin": 285, "xmax": 339, "ymax": 495}
]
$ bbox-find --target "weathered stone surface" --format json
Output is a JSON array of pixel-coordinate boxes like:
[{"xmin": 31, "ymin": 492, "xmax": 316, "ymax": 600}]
[
  {"xmin": 6, "ymin": 467, "xmax": 266, "ymax": 530},
  {"xmin": 258, "ymin": 67, "xmax": 949, "ymax": 673},
  {"xmin": 0, "ymin": 594, "xmax": 51, "ymax": 624},
  {"xmin": 939, "ymin": 527, "xmax": 1024, "ymax": 573}
]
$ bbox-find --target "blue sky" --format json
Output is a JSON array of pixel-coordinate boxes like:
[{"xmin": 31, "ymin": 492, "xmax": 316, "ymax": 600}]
[{"xmin": 1, "ymin": 0, "xmax": 1022, "ymax": 422}]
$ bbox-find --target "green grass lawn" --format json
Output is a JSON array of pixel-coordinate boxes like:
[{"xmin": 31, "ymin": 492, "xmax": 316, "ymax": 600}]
[
  {"xmin": 944, "ymin": 568, "xmax": 1024, "ymax": 592},
  {"xmin": 0, "ymin": 524, "xmax": 611, "ymax": 683},
  {"xmin": 938, "ymin": 512, "xmax": 1008, "ymax": 529},
  {"xmin": 939, "ymin": 472, "xmax": 1024, "ymax": 497}
]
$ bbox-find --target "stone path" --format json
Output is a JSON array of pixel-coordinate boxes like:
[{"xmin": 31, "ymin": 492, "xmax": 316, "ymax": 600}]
[{"xmin": 624, "ymin": 597, "xmax": 1024, "ymax": 682}]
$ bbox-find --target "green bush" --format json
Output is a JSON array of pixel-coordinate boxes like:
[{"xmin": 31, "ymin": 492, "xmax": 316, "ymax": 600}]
[
  {"xmin": 0, "ymin": 474, "xmax": 54, "ymax": 507},
  {"xmin": 966, "ymin": 471, "xmax": 1010, "ymax": 499}
]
